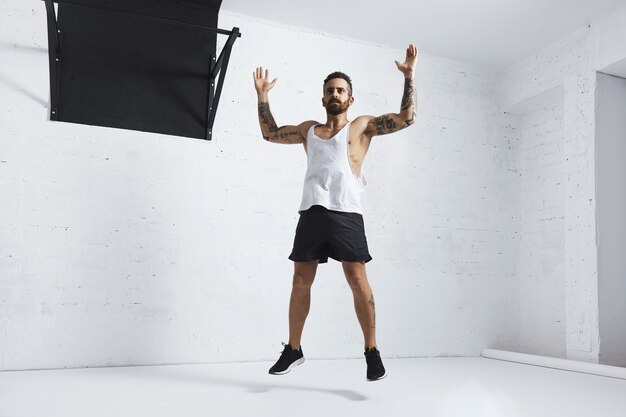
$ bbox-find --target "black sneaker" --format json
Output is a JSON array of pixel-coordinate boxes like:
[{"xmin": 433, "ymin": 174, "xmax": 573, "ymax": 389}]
[
  {"xmin": 268, "ymin": 343, "xmax": 305, "ymax": 375},
  {"xmin": 364, "ymin": 347, "xmax": 386, "ymax": 381}
]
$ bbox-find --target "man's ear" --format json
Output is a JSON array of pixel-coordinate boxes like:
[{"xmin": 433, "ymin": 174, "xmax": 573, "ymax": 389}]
[{"xmin": 349, "ymin": 96, "xmax": 355, "ymax": 105}]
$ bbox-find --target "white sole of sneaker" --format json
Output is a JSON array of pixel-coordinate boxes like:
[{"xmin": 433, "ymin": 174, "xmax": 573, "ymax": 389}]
[{"xmin": 269, "ymin": 357, "xmax": 305, "ymax": 375}]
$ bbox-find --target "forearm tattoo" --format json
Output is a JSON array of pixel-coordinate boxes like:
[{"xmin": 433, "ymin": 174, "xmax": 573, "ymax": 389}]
[
  {"xmin": 257, "ymin": 102, "xmax": 300, "ymax": 143},
  {"xmin": 401, "ymin": 77, "xmax": 416, "ymax": 126},
  {"xmin": 258, "ymin": 102, "xmax": 277, "ymax": 141},
  {"xmin": 367, "ymin": 78, "xmax": 417, "ymax": 136},
  {"xmin": 401, "ymin": 78, "xmax": 416, "ymax": 110},
  {"xmin": 368, "ymin": 294, "xmax": 376, "ymax": 329}
]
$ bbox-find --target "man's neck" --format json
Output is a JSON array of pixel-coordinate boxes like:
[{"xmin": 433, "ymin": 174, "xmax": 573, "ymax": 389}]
[{"xmin": 324, "ymin": 114, "xmax": 349, "ymax": 130}]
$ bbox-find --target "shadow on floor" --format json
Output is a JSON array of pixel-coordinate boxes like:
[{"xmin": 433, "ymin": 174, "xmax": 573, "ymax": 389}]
[{"xmin": 118, "ymin": 364, "xmax": 369, "ymax": 401}]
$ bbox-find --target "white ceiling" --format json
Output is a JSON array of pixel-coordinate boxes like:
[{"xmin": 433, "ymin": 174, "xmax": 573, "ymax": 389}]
[{"xmin": 221, "ymin": 0, "xmax": 626, "ymax": 70}]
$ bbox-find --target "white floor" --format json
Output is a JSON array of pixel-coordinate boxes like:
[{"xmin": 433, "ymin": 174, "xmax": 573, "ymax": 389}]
[{"xmin": 1, "ymin": 357, "xmax": 625, "ymax": 417}]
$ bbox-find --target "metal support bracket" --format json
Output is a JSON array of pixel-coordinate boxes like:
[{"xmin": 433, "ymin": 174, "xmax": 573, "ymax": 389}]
[
  {"xmin": 206, "ymin": 27, "xmax": 240, "ymax": 140},
  {"xmin": 44, "ymin": 0, "xmax": 61, "ymax": 121}
]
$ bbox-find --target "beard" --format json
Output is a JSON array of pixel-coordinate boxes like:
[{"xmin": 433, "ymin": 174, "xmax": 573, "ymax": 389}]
[{"xmin": 324, "ymin": 99, "xmax": 350, "ymax": 116}]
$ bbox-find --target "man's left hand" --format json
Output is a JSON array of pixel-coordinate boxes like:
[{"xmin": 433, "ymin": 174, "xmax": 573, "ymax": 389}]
[{"xmin": 395, "ymin": 44, "xmax": 418, "ymax": 78}]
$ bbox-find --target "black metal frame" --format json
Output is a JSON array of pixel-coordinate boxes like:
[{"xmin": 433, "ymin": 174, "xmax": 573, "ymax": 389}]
[
  {"xmin": 44, "ymin": 0, "xmax": 61, "ymax": 121},
  {"xmin": 207, "ymin": 27, "xmax": 239, "ymax": 140},
  {"xmin": 42, "ymin": 0, "xmax": 241, "ymax": 140}
]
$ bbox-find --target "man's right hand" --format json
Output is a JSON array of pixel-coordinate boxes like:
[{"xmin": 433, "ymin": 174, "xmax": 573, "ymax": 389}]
[
  {"xmin": 253, "ymin": 66, "xmax": 313, "ymax": 145},
  {"xmin": 254, "ymin": 67, "xmax": 278, "ymax": 96}
]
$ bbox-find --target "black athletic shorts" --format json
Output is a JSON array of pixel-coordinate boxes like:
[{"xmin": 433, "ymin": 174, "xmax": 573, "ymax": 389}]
[{"xmin": 288, "ymin": 205, "xmax": 372, "ymax": 264}]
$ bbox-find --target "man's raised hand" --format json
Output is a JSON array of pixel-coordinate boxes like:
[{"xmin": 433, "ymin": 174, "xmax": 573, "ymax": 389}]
[
  {"xmin": 394, "ymin": 44, "xmax": 418, "ymax": 78},
  {"xmin": 254, "ymin": 67, "xmax": 278, "ymax": 95}
]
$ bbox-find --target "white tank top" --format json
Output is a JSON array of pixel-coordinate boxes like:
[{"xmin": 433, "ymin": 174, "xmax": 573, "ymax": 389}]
[{"xmin": 298, "ymin": 122, "xmax": 367, "ymax": 214}]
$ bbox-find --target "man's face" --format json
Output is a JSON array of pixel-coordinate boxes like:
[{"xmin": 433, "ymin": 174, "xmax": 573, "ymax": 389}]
[{"xmin": 322, "ymin": 78, "xmax": 353, "ymax": 116}]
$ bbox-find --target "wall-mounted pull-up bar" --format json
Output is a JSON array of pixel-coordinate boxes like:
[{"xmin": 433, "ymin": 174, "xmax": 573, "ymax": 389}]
[{"xmin": 42, "ymin": 0, "xmax": 241, "ymax": 140}]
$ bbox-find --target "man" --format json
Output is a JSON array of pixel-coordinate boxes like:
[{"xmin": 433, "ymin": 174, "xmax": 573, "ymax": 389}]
[{"xmin": 253, "ymin": 44, "xmax": 418, "ymax": 381}]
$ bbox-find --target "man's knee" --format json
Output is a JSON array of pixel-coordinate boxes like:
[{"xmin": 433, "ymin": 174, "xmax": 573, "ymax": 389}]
[
  {"xmin": 292, "ymin": 261, "xmax": 317, "ymax": 289},
  {"xmin": 292, "ymin": 272, "xmax": 314, "ymax": 289},
  {"xmin": 343, "ymin": 261, "xmax": 368, "ymax": 290}
]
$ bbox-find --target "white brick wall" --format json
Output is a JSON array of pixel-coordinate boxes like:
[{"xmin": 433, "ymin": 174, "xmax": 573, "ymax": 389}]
[
  {"xmin": 499, "ymin": 23, "xmax": 612, "ymax": 362},
  {"xmin": 0, "ymin": 5, "xmax": 522, "ymax": 370},
  {"xmin": 507, "ymin": 86, "xmax": 566, "ymax": 358},
  {"xmin": 2, "ymin": 1, "xmax": 626, "ymax": 370}
]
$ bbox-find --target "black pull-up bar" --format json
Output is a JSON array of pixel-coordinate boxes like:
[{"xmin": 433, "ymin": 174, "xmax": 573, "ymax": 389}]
[{"xmin": 42, "ymin": 0, "xmax": 241, "ymax": 140}]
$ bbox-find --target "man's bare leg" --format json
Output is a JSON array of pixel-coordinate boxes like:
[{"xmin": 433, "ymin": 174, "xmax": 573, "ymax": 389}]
[
  {"xmin": 342, "ymin": 261, "xmax": 377, "ymax": 349},
  {"xmin": 343, "ymin": 261, "xmax": 386, "ymax": 381},
  {"xmin": 288, "ymin": 260, "xmax": 319, "ymax": 350}
]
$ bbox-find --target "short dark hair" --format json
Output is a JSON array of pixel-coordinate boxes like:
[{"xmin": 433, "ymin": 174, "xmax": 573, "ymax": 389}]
[{"xmin": 323, "ymin": 71, "xmax": 353, "ymax": 96}]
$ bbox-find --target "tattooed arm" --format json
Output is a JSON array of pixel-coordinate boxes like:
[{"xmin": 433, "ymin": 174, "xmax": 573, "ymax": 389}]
[
  {"xmin": 361, "ymin": 44, "xmax": 418, "ymax": 138},
  {"xmin": 256, "ymin": 101, "xmax": 310, "ymax": 144},
  {"xmin": 253, "ymin": 67, "xmax": 310, "ymax": 144}
]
